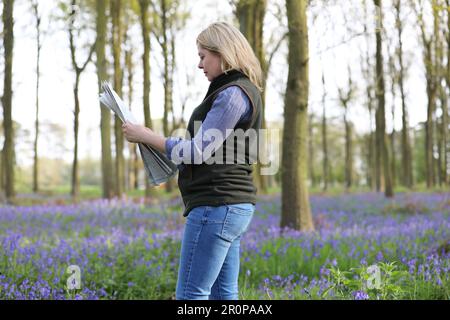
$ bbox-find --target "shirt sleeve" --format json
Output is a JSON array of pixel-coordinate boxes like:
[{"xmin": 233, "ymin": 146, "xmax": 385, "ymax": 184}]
[{"xmin": 165, "ymin": 86, "xmax": 251, "ymax": 163}]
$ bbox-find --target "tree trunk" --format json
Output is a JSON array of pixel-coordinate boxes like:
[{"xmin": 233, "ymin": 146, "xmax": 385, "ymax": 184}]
[
  {"xmin": 338, "ymin": 68, "xmax": 354, "ymax": 191},
  {"xmin": 32, "ymin": 0, "xmax": 41, "ymax": 194},
  {"xmin": 125, "ymin": 38, "xmax": 138, "ymax": 190},
  {"xmin": 394, "ymin": 0, "xmax": 413, "ymax": 188},
  {"xmin": 388, "ymin": 51, "xmax": 397, "ymax": 189},
  {"xmin": 139, "ymin": 0, "xmax": 153, "ymax": 198},
  {"xmin": 425, "ymin": 46, "xmax": 436, "ymax": 188},
  {"xmin": 415, "ymin": 0, "xmax": 437, "ymax": 187},
  {"xmin": 71, "ymin": 75, "xmax": 81, "ymax": 198},
  {"xmin": 433, "ymin": 0, "xmax": 442, "ymax": 186},
  {"xmin": 170, "ymin": 33, "xmax": 176, "ymax": 131},
  {"xmin": 281, "ymin": 0, "xmax": 314, "ymax": 231},
  {"xmin": 369, "ymin": 98, "xmax": 376, "ymax": 190},
  {"xmin": 68, "ymin": 0, "xmax": 95, "ymax": 200},
  {"xmin": 444, "ymin": 0, "xmax": 450, "ymax": 186},
  {"xmin": 96, "ymin": 0, "xmax": 114, "ymax": 199},
  {"xmin": 111, "ymin": 0, "xmax": 125, "ymax": 196},
  {"xmin": 344, "ymin": 108, "xmax": 353, "ymax": 190},
  {"xmin": 435, "ymin": 0, "xmax": 447, "ymax": 186},
  {"xmin": 362, "ymin": 0, "xmax": 376, "ymax": 190},
  {"xmin": 373, "ymin": 2, "xmax": 383, "ymax": 192},
  {"xmin": 375, "ymin": 104, "xmax": 383, "ymax": 191},
  {"xmin": 321, "ymin": 72, "xmax": 329, "ymax": 191},
  {"xmin": 160, "ymin": 0, "xmax": 175, "ymax": 193},
  {"xmin": 2, "ymin": 0, "xmax": 15, "ymax": 201},
  {"xmin": 374, "ymin": 0, "xmax": 393, "ymax": 197}
]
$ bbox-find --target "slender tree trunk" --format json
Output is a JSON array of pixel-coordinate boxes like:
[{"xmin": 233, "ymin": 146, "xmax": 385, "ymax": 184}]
[
  {"xmin": 111, "ymin": 0, "xmax": 125, "ymax": 196},
  {"xmin": 344, "ymin": 108, "xmax": 353, "ymax": 189},
  {"xmin": 96, "ymin": 0, "xmax": 114, "ymax": 199},
  {"xmin": 375, "ymin": 104, "xmax": 383, "ymax": 191},
  {"xmin": 362, "ymin": 0, "xmax": 376, "ymax": 190},
  {"xmin": 2, "ymin": 0, "xmax": 15, "ymax": 200},
  {"xmin": 125, "ymin": 39, "xmax": 138, "ymax": 190},
  {"xmin": 170, "ymin": 31, "xmax": 176, "ymax": 131},
  {"xmin": 390, "ymin": 107, "xmax": 396, "ymax": 189},
  {"xmin": 162, "ymin": 1, "xmax": 169, "ymax": 138},
  {"xmin": 159, "ymin": 0, "xmax": 175, "ymax": 193},
  {"xmin": 435, "ymin": 0, "xmax": 447, "ymax": 186},
  {"xmin": 338, "ymin": 67, "xmax": 354, "ymax": 191},
  {"xmin": 415, "ymin": 0, "xmax": 437, "ymax": 187},
  {"xmin": 394, "ymin": 0, "xmax": 413, "ymax": 188},
  {"xmin": 374, "ymin": 18, "xmax": 382, "ymax": 192},
  {"xmin": 167, "ymin": 18, "xmax": 178, "ymax": 193},
  {"xmin": 388, "ymin": 51, "xmax": 397, "ymax": 188},
  {"xmin": 374, "ymin": 0, "xmax": 385, "ymax": 192},
  {"xmin": 365, "ymin": 75, "xmax": 376, "ymax": 191},
  {"xmin": 425, "ymin": 46, "xmax": 436, "ymax": 188},
  {"xmin": 68, "ymin": 0, "xmax": 95, "ymax": 199},
  {"xmin": 368, "ymin": 108, "xmax": 376, "ymax": 190},
  {"xmin": 374, "ymin": 0, "xmax": 393, "ymax": 197},
  {"xmin": 72, "ymin": 75, "xmax": 81, "ymax": 198},
  {"xmin": 444, "ymin": 0, "xmax": 450, "ymax": 186},
  {"xmin": 321, "ymin": 72, "xmax": 329, "ymax": 191},
  {"xmin": 125, "ymin": 30, "xmax": 139, "ymax": 190},
  {"xmin": 432, "ymin": 0, "xmax": 442, "ymax": 186},
  {"xmin": 281, "ymin": 0, "xmax": 314, "ymax": 231},
  {"xmin": 32, "ymin": 0, "xmax": 41, "ymax": 193},
  {"xmin": 139, "ymin": 0, "xmax": 153, "ymax": 198}
]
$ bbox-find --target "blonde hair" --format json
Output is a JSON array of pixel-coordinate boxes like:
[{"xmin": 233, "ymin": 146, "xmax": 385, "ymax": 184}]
[{"xmin": 197, "ymin": 22, "xmax": 263, "ymax": 92}]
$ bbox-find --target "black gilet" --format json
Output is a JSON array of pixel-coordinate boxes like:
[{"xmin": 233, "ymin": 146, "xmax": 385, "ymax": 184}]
[{"xmin": 177, "ymin": 70, "xmax": 262, "ymax": 217}]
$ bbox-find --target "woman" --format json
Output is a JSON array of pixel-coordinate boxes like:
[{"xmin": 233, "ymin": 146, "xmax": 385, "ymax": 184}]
[{"xmin": 122, "ymin": 22, "xmax": 263, "ymax": 300}]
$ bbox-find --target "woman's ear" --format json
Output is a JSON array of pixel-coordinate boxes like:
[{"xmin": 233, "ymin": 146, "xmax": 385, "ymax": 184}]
[{"xmin": 220, "ymin": 59, "xmax": 226, "ymax": 72}]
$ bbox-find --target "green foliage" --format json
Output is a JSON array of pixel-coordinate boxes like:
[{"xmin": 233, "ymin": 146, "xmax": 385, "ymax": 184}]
[{"xmin": 322, "ymin": 262, "xmax": 410, "ymax": 299}]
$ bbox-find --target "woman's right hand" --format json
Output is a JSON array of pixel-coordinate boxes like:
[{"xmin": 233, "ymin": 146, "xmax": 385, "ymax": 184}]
[{"xmin": 122, "ymin": 122, "xmax": 151, "ymax": 143}]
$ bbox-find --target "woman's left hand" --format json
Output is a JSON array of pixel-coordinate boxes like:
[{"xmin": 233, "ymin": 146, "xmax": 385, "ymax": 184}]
[{"xmin": 122, "ymin": 122, "xmax": 152, "ymax": 143}]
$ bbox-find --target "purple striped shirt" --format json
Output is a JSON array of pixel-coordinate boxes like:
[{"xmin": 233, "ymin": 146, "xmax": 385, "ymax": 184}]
[{"xmin": 165, "ymin": 86, "xmax": 252, "ymax": 164}]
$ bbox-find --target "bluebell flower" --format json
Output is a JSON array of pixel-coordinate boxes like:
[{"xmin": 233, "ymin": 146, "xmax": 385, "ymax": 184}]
[{"xmin": 353, "ymin": 290, "xmax": 369, "ymax": 300}]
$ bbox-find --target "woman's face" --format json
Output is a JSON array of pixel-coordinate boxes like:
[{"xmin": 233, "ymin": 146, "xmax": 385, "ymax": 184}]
[{"xmin": 197, "ymin": 46, "xmax": 223, "ymax": 82}]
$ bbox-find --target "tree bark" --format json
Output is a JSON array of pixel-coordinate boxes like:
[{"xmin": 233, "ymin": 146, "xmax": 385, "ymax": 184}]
[
  {"xmin": 72, "ymin": 75, "xmax": 81, "ymax": 198},
  {"xmin": 111, "ymin": 0, "xmax": 125, "ymax": 196},
  {"xmin": 96, "ymin": 0, "xmax": 114, "ymax": 199},
  {"xmin": 362, "ymin": 0, "xmax": 376, "ymax": 190},
  {"xmin": 387, "ymin": 47, "xmax": 397, "ymax": 189},
  {"xmin": 2, "ymin": 0, "xmax": 15, "ymax": 200},
  {"xmin": 139, "ymin": 0, "xmax": 153, "ymax": 198},
  {"xmin": 415, "ymin": 0, "xmax": 437, "ymax": 187},
  {"xmin": 432, "ymin": 0, "xmax": 443, "ymax": 186},
  {"xmin": 160, "ymin": 0, "xmax": 175, "ymax": 193},
  {"xmin": 338, "ymin": 68, "xmax": 354, "ymax": 191},
  {"xmin": 344, "ymin": 109, "xmax": 353, "ymax": 190},
  {"xmin": 68, "ymin": 0, "xmax": 95, "ymax": 199},
  {"xmin": 444, "ymin": 0, "xmax": 450, "ymax": 186},
  {"xmin": 125, "ymin": 35, "xmax": 139, "ymax": 190},
  {"xmin": 374, "ymin": 0, "xmax": 393, "ymax": 197},
  {"xmin": 394, "ymin": 0, "xmax": 413, "ymax": 188},
  {"xmin": 32, "ymin": 0, "xmax": 41, "ymax": 193},
  {"xmin": 321, "ymin": 72, "xmax": 329, "ymax": 191},
  {"xmin": 281, "ymin": 0, "xmax": 314, "ymax": 231}
]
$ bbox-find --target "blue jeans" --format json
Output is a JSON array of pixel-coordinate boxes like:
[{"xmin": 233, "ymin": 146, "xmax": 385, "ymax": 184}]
[{"xmin": 175, "ymin": 203, "xmax": 254, "ymax": 300}]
